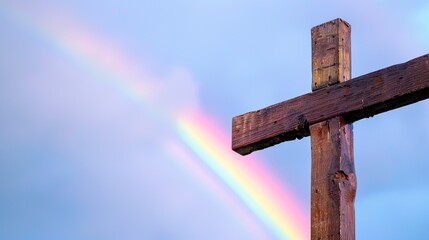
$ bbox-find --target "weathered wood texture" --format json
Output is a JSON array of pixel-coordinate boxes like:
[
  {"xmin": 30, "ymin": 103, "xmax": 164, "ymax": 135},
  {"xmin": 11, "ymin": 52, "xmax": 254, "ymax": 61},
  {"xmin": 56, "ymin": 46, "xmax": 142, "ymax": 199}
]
[
  {"xmin": 232, "ymin": 53, "xmax": 429, "ymax": 155},
  {"xmin": 312, "ymin": 18, "xmax": 351, "ymax": 90},
  {"xmin": 310, "ymin": 118, "xmax": 356, "ymax": 240},
  {"xmin": 310, "ymin": 19, "xmax": 355, "ymax": 240}
]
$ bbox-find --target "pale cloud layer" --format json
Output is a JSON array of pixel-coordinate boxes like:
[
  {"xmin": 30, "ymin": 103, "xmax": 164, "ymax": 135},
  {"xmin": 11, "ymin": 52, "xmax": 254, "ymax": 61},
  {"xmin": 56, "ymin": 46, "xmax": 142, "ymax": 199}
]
[{"xmin": 1, "ymin": 1, "xmax": 428, "ymax": 240}]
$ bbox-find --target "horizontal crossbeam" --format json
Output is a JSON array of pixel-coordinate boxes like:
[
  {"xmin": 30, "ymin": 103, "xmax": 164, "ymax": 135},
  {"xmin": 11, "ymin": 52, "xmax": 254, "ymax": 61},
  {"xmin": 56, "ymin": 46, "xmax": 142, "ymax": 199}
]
[{"xmin": 232, "ymin": 54, "xmax": 429, "ymax": 155}]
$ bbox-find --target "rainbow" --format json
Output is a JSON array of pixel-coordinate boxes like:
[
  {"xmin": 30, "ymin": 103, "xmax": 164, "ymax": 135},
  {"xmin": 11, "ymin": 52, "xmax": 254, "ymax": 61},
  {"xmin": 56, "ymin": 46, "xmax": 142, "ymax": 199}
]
[
  {"xmin": 176, "ymin": 110, "xmax": 309, "ymax": 239},
  {"xmin": 1, "ymin": 3, "xmax": 310, "ymax": 239}
]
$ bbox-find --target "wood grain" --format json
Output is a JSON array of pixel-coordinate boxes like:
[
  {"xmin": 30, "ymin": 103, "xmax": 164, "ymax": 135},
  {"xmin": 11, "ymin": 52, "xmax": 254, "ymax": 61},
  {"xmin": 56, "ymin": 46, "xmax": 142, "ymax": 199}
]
[
  {"xmin": 310, "ymin": 118, "xmax": 356, "ymax": 240},
  {"xmin": 312, "ymin": 18, "xmax": 351, "ymax": 90},
  {"xmin": 232, "ymin": 53, "xmax": 429, "ymax": 155},
  {"xmin": 310, "ymin": 19, "xmax": 355, "ymax": 240}
]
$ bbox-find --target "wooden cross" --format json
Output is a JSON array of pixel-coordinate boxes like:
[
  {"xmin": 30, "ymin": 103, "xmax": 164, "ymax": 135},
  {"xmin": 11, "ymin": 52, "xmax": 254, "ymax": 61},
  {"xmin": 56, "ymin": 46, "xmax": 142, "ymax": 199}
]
[{"xmin": 231, "ymin": 18, "xmax": 429, "ymax": 239}]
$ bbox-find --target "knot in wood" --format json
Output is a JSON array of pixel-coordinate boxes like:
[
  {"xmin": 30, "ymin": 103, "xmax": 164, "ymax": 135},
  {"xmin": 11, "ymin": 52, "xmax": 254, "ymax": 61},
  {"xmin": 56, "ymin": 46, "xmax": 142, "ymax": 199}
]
[
  {"xmin": 333, "ymin": 170, "xmax": 348, "ymax": 181},
  {"xmin": 331, "ymin": 170, "xmax": 357, "ymax": 202}
]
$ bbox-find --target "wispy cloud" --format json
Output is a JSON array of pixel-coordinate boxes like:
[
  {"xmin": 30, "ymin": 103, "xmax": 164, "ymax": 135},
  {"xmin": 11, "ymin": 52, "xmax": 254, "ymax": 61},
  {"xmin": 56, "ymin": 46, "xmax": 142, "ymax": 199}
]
[{"xmin": 0, "ymin": 3, "xmax": 309, "ymax": 239}]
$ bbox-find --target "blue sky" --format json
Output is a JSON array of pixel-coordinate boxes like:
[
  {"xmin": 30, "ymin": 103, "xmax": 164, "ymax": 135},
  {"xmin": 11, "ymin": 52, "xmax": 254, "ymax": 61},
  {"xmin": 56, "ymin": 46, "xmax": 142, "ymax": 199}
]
[{"xmin": 1, "ymin": 1, "xmax": 429, "ymax": 239}]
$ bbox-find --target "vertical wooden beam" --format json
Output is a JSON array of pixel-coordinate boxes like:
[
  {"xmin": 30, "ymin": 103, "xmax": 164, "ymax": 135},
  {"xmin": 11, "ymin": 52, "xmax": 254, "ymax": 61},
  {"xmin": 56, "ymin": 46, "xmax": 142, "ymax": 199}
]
[
  {"xmin": 311, "ymin": 18, "xmax": 352, "ymax": 91},
  {"xmin": 310, "ymin": 19, "xmax": 356, "ymax": 240}
]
